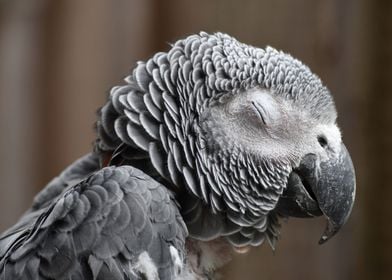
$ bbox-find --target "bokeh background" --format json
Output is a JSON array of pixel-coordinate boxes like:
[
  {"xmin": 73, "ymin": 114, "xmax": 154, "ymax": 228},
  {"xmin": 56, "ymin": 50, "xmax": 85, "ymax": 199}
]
[{"xmin": 0, "ymin": 0, "xmax": 390, "ymax": 279}]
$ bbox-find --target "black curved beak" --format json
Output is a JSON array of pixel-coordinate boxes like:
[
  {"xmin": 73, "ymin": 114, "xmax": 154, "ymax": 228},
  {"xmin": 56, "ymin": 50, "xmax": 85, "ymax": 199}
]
[{"xmin": 276, "ymin": 144, "xmax": 356, "ymax": 244}]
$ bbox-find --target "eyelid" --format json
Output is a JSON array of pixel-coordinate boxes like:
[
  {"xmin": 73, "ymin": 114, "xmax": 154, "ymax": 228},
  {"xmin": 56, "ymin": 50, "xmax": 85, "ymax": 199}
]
[{"xmin": 251, "ymin": 101, "xmax": 267, "ymax": 125}]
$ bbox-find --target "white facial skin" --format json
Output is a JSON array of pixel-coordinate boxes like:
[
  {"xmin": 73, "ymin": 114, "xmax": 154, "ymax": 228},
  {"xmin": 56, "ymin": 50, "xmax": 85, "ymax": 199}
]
[{"xmin": 203, "ymin": 88, "xmax": 342, "ymax": 167}]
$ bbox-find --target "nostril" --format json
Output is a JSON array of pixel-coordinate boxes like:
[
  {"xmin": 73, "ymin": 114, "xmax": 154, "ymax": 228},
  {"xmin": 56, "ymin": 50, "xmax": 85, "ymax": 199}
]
[{"xmin": 317, "ymin": 135, "xmax": 328, "ymax": 148}]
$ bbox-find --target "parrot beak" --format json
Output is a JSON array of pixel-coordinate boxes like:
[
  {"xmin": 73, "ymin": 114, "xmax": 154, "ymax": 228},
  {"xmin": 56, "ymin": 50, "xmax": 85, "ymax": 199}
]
[
  {"xmin": 276, "ymin": 144, "xmax": 356, "ymax": 244},
  {"xmin": 311, "ymin": 144, "xmax": 356, "ymax": 244}
]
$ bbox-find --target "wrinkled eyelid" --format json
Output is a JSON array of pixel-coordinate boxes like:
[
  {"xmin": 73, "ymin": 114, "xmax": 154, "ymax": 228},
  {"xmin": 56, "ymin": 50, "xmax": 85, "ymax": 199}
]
[
  {"xmin": 250, "ymin": 98, "xmax": 281, "ymax": 126},
  {"xmin": 251, "ymin": 101, "xmax": 268, "ymax": 125}
]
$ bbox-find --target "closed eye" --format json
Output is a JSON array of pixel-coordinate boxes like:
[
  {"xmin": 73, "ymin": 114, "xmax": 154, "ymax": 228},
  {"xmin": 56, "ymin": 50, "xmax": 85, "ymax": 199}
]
[{"xmin": 251, "ymin": 101, "xmax": 267, "ymax": 125}]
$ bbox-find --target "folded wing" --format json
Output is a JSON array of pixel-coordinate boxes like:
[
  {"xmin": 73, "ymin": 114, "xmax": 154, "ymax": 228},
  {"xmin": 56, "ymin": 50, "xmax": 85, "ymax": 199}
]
[{"xmin": 0, "ymin": 165, "xmax": 187, "ymax": 280}]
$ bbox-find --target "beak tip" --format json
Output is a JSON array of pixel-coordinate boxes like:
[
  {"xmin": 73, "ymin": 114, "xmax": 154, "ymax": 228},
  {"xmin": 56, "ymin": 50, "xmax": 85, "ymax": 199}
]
[
  {"xmin": 318, "ymin": 229, "xmax": 334, "ymax": 244},
  {"xmin": 318, "ymin": 236, "xmax": 328, "ymax": 245},
  {"xmin": 318, "ymin": 219, "xmax": 340, "ymax": 245}
]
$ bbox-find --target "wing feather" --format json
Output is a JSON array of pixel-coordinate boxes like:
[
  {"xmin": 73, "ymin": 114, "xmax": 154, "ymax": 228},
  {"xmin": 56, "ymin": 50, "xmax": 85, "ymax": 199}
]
[{"xmin": 0, "ymin": 166, "xmax": 187, "ymax": 280}]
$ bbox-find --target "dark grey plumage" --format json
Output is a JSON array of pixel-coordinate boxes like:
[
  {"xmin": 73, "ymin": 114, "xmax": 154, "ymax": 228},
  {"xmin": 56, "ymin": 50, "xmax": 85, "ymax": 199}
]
[
  {"xmin": 0, "ymin": 153, "xmax": 100, "ymax": 259},
  {"xmin": 0, "ymin": 164, "xmax": 187, "ymax": 279},
  {"xmin": 0, "ymin": 32, "xmax": 355, "ymax": 279}
]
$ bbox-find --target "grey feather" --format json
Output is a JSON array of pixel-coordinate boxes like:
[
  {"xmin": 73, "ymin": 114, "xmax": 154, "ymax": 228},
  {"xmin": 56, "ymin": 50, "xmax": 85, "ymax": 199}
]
[
  {"xmin": 0, "ymin": 166, "xmax": 187, "ymax": 280},
  {"xmin": 140, "ymin": 113, "xmax": 160, "ymax": 140},
  {"xmin": 143, "ymin": 93, "xmax": 163, "ymax": 122}
]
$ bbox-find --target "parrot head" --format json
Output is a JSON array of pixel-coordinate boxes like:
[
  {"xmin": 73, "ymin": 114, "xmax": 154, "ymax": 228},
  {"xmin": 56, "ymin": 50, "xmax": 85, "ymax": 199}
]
[
  {"xmin": 97, "ymin": 32, "xmax": 356, "ymax": 249},
  {"xmin": 201, "ymin": 83, "xmax": 355, "ymax": 244}
]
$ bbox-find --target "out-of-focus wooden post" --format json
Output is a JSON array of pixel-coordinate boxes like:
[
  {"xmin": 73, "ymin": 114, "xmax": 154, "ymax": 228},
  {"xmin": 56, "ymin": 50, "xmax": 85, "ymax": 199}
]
[
  {"xmin": 0, "ymin": 0, "xmax": 47, "ymax": 231},
  {"xmin": 361, "ymin": 1, "xmax": 392, "ymax": 279}
]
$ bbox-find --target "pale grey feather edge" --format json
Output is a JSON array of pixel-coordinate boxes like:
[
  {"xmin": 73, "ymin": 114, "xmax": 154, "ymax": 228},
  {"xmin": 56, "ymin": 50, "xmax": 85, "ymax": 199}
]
[
  {"xmin": 0, "ymin": 165, "xmax": 188, "ymax": 280},
  {"xmin": 0, "ymin": 153, "xmax": 100, "ymax": 258}
]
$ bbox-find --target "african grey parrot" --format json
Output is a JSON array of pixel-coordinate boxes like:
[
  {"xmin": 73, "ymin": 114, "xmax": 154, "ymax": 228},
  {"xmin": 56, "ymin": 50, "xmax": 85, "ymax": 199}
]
[{"xmin": 0, "ymin": 32, "xmax": 356, "ymax": 279}]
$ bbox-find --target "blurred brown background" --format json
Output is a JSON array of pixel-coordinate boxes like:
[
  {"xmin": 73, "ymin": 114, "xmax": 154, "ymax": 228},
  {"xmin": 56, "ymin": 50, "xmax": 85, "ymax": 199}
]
[{"xmin": 0, "ymin": 0, "xmax": 390, "ymax": 279}]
